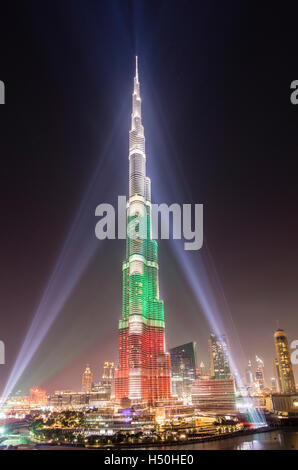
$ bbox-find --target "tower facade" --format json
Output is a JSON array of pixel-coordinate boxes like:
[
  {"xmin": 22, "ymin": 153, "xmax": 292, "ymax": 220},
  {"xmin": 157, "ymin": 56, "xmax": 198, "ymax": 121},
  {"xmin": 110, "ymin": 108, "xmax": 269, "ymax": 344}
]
[
  {"xmin": 274, "ymin": 328, "xmax": 296, "ymax": 393},
  {"xmin": 245, "ymin": 360, "xmax": 254, "ymax": 392},
  {"xmin": 82, "ymin": 365, "xmax": 93, "ymax": 393},
  {"xmin": 208, "ymin": 333, "xmax": 231, "ymax": 380},
  {"xmin": 115, "ymin": 58, "xmax": 171, "ymax": 404}
]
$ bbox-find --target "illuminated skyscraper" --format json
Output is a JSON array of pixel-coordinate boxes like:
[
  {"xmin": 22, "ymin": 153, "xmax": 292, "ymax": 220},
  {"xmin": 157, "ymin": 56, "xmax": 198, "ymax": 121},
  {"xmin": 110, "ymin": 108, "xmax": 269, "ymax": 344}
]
[
  {"xmin": 199, "ymin": 361, "xmax": 206, "ymax": 376},
  {"xmin": 115, "ymin": 58, "xmax": 171, "ymax": 404},
  {"xmin": 82, "ymin": 365, "xmax": 93, "ymax": 393},
  {"xmin": 29, "ymin": 387, "xmax": 47, "ymax": 407},
  {"xmin": 191, "ymin": 376, "xmax": 236, "ymax": 413},
  {"xmin": 274, "ymin": 328, "xmax": 296, "ymax": 393},
  {"xmin": 208, "ymin": 333, "xmax": 231, "ymax": 380}
]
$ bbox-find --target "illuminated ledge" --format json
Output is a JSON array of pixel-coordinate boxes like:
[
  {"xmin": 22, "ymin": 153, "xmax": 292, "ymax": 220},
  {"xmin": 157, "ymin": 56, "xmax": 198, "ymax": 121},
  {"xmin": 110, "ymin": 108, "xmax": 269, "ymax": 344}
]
[
  {"xmin": 119, "ymin": 318, "xmax": 165, "ymax": 329},
  {"xmin": 122, "ymin": 259, "xmax": 158, "ymax": 270}
]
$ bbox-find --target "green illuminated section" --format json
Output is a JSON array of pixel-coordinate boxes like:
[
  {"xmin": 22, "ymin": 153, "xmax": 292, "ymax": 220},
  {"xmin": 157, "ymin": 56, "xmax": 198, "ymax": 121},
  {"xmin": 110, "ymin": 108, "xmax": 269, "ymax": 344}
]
[{"xmin": 120, "ymin": 207, "xmax": 165, "ymax": 327}]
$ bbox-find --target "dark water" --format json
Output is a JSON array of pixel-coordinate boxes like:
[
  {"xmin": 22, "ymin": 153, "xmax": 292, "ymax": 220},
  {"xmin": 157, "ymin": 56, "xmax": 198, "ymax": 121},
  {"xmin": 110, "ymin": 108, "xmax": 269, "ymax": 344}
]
[{"xmin": 156, "ymin": 429, "xmax": 298, "ymax": 450}]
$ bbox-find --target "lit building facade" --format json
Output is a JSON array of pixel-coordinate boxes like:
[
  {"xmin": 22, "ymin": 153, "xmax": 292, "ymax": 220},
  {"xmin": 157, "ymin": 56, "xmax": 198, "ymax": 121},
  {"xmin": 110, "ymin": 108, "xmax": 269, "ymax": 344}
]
[
  {"xmin": 273, "ymin": 357, "xmax": 282, "ymax": 393},
  {"xmin": 115, "ymin": 58, "xmax": 171, "ymax": 404},
  {"xmin": 169, "ymin": 342, "xmax": 198, "ymax": 399},
  {"xmin": 272, "ymin": 393, "xmax": 298, "ymax": 418},
  {"xmin": 208, "ymin": 333, "xmax": 231, "ymax": 380},
  {"xmin": 29, "ymin": 387, "xmax": 47, "ymax": 407},
  {"xmin": 102, "ymin": 362, "xmax": 115, "ymax": 382},
  {"xmin": 255, "ymin": 355, "xmax": 265, "ymax": 393},
  {"xmin": 191, "ymin": 376, "xmax": 236, "ymax": 413},
  {"xmin": 82, "ymin": 365, "xmax": 93, "ymax": 393},
  {"xmin": 245, "ymin": 360, "xmax": 254, "ymax": 392},
  {"xmin": 274, "ymin": 328, "xmax": 296, "ymax": 393}
]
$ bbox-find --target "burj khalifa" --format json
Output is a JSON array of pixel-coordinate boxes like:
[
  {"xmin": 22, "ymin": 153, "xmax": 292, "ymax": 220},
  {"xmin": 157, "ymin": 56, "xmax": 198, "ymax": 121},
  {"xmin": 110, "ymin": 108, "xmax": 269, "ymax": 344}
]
[{"xmin": 115, "ymin": 58, "xmax": 172, "ymax": 404}]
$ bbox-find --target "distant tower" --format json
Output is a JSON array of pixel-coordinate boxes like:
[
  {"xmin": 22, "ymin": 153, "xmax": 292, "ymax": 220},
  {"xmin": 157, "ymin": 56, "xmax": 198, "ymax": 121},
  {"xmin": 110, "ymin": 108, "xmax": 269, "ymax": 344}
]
[
  {"xmin": 208, "ymin": 333, "xmax": 231, "ymax": 379},
  {"xmin": 82, "ymin": 365, "xmax": 93, "ymax": 393},
  {"xmin": 274, "ymin": 328, "xmax": 296, "ymax": 393},
  {"xmin": 273, "ymin": 357, "xmax": 282, "ymax": 393},
  {"xmin": 245, "ymin": 360, "xmax": 254, "ymax": 391},
  {"xmin": 199, "ymin": 361, "xmax": 206, "ymax": 376},
  {"xmin": 255, "ymin": 355, "xmax": 265, "ymax": 392}
]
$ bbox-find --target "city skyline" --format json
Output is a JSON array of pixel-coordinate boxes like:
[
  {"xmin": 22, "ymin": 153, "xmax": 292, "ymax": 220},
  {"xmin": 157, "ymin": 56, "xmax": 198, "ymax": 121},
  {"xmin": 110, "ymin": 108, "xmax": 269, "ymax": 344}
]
[{"xmin": 1, "ymin": 1, "xmax": 298, "ymax": 398}]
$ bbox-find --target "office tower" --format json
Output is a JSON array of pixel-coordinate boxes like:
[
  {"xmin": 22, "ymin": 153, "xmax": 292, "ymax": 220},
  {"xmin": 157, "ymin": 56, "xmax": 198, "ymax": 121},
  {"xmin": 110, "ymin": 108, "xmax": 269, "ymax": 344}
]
[
  {"xmin": 191, "ymin": 376, "xmax": 236, "ymax": 413},
  {"xmin": 169, "ymin": 342, "xmax": 198, "ymax": 399},
  {"xmin": 115, "ymin": 58, "xmax": 171, "ymax": 404},
  {"xmin": 273, "ymin": 357, "xmax": 282, "ymax": 393},
  {"xmin": 245, "ymin": 360, "xmax": 254, "ymax": 391},
  {"xmin": 274, "ymin": 328, "xmax": 296, "ymax": 393},
  {"xmin": 82, "ymin": 365, "xmax": 93, "ymax": 393},
  {"xmin": 102, "ymin": 361, "xmax": 115, "ymax": 382},
  {"xmin": 208, "ymin": 333, "xmax": 231, "ymax": 380},
  {"xmin": 255, "ymin": 355, "xmax": 265, "ymax": 392},
  {"xmin": 29, "ymin": 387, "xmax": 47, "ymax": 406},
  {"xmin": 199, "ymin": 361, "xmax": 206, "ymax": 376}
]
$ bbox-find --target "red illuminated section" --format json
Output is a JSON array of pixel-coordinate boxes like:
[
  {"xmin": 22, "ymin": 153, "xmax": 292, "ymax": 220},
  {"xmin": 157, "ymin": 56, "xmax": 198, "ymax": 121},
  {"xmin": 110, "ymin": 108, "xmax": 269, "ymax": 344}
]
[{"xmin": 115, "ymin": 324, "xmax": 171, "ymax": 404}]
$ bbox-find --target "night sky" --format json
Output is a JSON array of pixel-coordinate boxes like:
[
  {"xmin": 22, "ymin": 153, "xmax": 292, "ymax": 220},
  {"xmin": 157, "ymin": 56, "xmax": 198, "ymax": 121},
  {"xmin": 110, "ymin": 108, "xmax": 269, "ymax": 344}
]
[{"xmin": 0, "ymin": 0, "xmax": 298, "ymax": 395}]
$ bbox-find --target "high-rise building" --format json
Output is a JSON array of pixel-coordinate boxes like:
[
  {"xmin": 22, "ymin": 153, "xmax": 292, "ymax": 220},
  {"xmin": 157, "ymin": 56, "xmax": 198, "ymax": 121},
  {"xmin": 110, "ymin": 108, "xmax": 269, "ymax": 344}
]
[
  {"xmin": 273, "ymin": 357, "xmax": 282, "ymax": 393},
  {"xmin": 82, "ymin": 365, "xmax": 93, "ymax": 393},
  {"xmin": 29, "ymin": 387, "xmax": 47, "ymax": 407},
  {"xmin": 255, "ymin": 355, "xmax": 265, "ymax": 392},
  {"xmin": 199, "ymin": 361, "xmax": 206, "ymax": 376},
  {"xmin": 169, "ymin": 342, "xmax": 198, "ymax": 399},
  {"xmin": 271, "ymin": 377, "xmax": 277, "ymax": 392},
  {"xmin": 208, "ymin": 333, "xmax": 231, "ymax": 380},
  {"xmin": 101, "ymin": 361, "xmax": 115, "ymax": 399},
  {"xmin": 274, "ymin": 328, "xmax": 296, "ymax": 393},
  {"xmin": 115, "ymin": 58, "xmax": 171, "ymax": 404}
]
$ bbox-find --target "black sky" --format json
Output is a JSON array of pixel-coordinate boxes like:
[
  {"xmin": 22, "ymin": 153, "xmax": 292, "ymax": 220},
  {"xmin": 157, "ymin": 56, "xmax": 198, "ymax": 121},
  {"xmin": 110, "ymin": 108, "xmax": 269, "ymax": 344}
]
[{"xmin": 0, "ymin": 0, "xmax": 298, "ymax": 394}]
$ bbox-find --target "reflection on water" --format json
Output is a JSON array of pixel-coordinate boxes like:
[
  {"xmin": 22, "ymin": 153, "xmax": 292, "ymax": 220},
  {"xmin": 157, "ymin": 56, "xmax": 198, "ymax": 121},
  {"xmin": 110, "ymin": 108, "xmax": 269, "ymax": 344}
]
[
  {"xmin": 236, "ymin": 439, "xmax": 263, "ymax": 450},
  {"xmin": 153, "ymin": 429, "xmax": 298, "ymax": 450}
]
